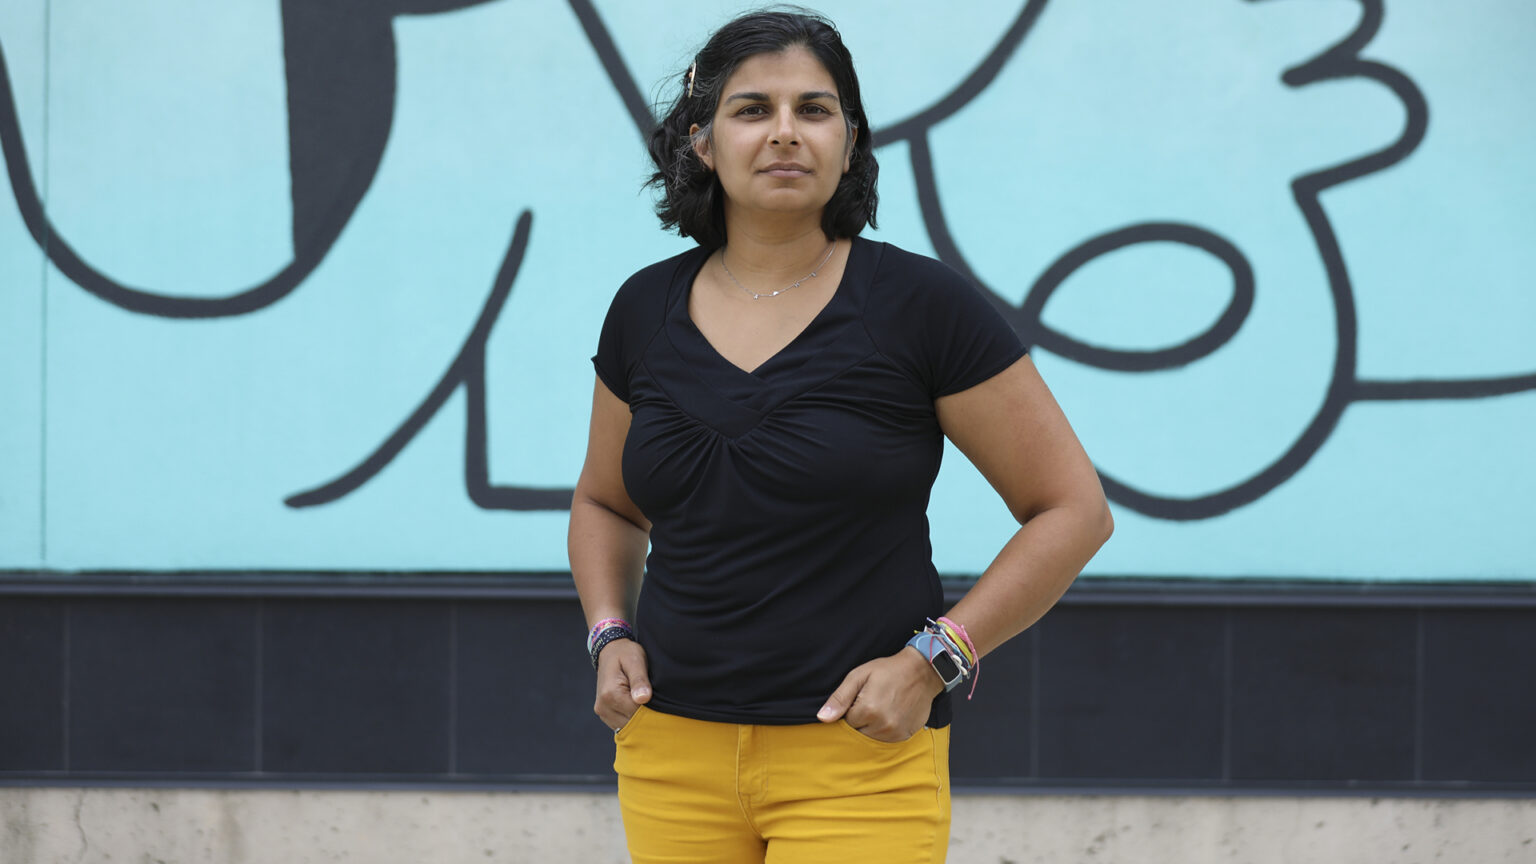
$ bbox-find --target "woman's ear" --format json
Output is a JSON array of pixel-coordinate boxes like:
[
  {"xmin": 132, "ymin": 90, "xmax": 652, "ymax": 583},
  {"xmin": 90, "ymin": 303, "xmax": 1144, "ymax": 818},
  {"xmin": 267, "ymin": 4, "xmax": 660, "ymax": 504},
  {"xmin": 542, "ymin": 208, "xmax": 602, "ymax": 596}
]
[
  {"xmin": 689, "ymin": 123, "xmax": 714, "ymax": 171},
  {"xmin": 843, "ymin": 125, "xmax": 858, "ymax": 173}
]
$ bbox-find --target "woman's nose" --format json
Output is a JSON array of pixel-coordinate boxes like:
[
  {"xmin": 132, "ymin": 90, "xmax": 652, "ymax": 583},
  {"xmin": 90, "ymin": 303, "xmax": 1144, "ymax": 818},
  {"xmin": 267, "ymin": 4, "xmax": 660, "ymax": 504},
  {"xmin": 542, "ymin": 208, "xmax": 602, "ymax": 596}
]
[{"xmin": 769, "ymin": 108, "xmax": 799, "ymax": 145}]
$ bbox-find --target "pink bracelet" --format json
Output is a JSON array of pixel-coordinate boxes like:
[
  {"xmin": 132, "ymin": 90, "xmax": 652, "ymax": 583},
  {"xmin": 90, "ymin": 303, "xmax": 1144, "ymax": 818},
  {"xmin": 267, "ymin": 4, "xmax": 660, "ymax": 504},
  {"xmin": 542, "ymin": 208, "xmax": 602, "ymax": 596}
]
[
  {"xmin": 937, "ymin": 616, "xmax": 980, "ymax": 699},
  {"xmin": 587, "ymin": 617, "xmax": 632, "ymax": 653}
]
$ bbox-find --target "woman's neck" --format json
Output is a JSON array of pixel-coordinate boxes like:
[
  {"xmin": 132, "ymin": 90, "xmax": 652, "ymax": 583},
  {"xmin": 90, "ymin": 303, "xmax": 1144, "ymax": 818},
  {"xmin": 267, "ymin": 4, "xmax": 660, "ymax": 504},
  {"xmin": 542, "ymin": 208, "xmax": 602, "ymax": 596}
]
[{"xmin": 719, "ymin": 217, "xmax": 836, "ymax": 281}]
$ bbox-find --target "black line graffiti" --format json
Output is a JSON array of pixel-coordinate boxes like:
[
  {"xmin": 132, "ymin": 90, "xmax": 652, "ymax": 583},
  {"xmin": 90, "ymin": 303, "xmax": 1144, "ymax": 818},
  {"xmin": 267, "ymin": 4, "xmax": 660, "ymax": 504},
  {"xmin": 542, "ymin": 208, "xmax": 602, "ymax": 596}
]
[
  {"xmin": 0, "ymin": 7, "xmax": 372, "ymax": 316},
  {"xmin": 567, "ymin": 0, "xmax": 653, "ymax": 141},
  {"xmin": 905, "ymin": 0, "xmax": 1527, "ymax": 517},
  {"xmin": 0, "ymin": 0, "xmax": 570, "ymax": 512},
  {"xmin": 284, "ymin": 210, "xmax": 569, "ymax": 511},
  {"xmin": 0, "ymin": 0, "xmax": 1530, "ymax": 523}
]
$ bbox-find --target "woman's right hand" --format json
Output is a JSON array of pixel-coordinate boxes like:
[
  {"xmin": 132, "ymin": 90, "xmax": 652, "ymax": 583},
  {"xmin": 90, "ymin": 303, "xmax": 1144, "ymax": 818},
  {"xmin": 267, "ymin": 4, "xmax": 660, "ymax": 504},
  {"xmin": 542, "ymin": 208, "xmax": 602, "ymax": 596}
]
[{"xmin": 595, "ymin": 638, "xmax": 652, "ymax": 731}]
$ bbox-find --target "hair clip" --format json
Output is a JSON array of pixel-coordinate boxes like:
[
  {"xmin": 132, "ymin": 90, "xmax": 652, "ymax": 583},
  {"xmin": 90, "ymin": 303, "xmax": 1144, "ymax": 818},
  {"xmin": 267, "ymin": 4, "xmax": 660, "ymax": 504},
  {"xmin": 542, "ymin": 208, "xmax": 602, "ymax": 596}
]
[{"xmin": 686, "ymin": 60, "xmax": 698, "ymax": 98}]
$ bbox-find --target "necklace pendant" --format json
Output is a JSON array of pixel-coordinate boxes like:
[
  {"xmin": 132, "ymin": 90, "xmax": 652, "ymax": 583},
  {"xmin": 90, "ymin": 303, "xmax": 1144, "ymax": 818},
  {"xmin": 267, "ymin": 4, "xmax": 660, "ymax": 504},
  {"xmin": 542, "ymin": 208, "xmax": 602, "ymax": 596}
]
[{"xmin": 721, "ymin": 240, "xmax": 837, "ymax": 301}]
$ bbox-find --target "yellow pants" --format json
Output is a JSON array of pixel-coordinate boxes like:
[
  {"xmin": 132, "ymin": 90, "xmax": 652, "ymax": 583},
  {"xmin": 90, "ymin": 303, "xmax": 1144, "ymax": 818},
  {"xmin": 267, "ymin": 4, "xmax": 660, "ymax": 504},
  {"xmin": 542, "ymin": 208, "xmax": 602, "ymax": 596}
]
[{"xmin": 614, "ymin": 705, "xmax": 951, "ymax": 863}]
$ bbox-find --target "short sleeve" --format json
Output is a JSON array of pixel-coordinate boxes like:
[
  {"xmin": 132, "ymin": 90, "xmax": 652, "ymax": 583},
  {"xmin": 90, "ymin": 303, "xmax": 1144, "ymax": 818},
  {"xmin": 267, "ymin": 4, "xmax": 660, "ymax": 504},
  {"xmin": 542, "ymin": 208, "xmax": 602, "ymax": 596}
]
[
  {"xmin": 592, "ymin": 289, "xmax": 633, "ymax": 403},
  {"xmin": 866, "ymin": 246, "xmax": 1026, "ymax": 398},
  {"xmin": 924, "ymin": 272, "xmax": 1028, "ymax": 397},
  {"xmin": 591, "ymin": 255, "xmax": 681, "ymax": 403}
]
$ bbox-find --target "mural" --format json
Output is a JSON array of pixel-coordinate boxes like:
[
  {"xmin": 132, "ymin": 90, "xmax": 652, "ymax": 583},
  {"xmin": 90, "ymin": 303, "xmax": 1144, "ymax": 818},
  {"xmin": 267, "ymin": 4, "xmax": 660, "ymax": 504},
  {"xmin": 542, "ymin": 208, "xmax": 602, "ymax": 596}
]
[{"xmin": 1, "ymin": 0, "xmax": 1532, "ymax": 579}]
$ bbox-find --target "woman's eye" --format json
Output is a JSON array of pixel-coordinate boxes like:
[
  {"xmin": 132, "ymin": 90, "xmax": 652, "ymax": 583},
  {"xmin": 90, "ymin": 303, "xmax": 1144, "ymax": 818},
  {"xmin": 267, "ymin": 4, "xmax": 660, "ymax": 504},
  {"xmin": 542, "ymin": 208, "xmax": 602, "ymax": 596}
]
[
  {"xmin": 801, "ymin": 104, "xmax": 830, "ymax": 115},
  {"xmin": 738, "ymin": 105, "xmax": 767, "ymax": 116}
]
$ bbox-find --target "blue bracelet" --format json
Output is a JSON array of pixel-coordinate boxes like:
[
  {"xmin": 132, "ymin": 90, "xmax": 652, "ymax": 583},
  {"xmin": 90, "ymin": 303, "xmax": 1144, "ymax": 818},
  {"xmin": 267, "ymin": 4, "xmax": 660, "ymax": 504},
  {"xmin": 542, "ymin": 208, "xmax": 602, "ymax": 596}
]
[{"xmin": 906, "ymin": 631, "xmax": 970, "ymax": 692}]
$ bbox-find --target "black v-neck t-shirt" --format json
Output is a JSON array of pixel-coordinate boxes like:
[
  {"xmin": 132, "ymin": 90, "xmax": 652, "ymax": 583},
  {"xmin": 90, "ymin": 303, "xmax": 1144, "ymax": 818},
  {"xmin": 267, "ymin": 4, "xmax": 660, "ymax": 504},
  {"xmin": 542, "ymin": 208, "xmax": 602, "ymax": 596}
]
[{"xmin": 592, "ymin": 237, "xmax": 1026, "ymax": 727}]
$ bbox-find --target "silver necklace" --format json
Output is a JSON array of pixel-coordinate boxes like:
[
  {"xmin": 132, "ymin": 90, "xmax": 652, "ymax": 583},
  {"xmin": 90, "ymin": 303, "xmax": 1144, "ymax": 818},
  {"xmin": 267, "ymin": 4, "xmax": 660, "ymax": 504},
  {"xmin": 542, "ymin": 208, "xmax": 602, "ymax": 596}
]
[{"xmin": 720, "ymin": 241, "xmax": 837, "ymax": 300}]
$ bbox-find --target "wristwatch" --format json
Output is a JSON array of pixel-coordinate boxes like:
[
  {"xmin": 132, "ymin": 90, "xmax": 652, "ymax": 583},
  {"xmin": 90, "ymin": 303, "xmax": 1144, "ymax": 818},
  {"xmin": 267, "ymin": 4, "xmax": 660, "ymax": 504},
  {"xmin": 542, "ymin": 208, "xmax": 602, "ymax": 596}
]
[{"xmin": 906, "ymin": 632, "xmax": 966, "ymax": 692}]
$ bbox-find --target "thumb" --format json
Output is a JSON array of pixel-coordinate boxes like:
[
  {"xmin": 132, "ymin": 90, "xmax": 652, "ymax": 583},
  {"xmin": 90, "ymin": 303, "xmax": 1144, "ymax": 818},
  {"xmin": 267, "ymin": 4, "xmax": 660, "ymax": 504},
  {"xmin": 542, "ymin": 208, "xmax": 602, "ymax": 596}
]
[
  {"xmin": 621, "ymin": 653, "xmax": 652, "ymax": 704},
  {"xmin": 817, "ymin": 666, "xmax": 868, "ymax": 722}
]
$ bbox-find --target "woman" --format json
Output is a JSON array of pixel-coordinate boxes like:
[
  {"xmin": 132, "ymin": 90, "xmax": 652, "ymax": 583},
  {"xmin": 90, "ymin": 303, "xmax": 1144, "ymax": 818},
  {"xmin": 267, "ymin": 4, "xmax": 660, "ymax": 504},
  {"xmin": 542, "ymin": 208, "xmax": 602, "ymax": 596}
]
[{"xmin": 568, "ymin": 10, "xmax": 1111, "ymax": 863}]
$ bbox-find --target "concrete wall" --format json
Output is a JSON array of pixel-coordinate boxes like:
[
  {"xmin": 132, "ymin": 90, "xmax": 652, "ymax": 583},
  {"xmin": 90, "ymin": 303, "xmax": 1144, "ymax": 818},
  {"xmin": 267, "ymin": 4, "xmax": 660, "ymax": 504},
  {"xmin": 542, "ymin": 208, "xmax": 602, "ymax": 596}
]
[{"xmin": 2, "ymin": 789, "xmax": 1533, "ymax": 864}]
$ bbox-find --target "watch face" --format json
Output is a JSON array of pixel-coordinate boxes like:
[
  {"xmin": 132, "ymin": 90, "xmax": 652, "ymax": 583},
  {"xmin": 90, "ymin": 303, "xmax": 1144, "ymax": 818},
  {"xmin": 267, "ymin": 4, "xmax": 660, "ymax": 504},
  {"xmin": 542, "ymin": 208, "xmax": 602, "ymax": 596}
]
[{"xmin": 931, "ymin": 651, "xmax": 962, "ymax": 684}]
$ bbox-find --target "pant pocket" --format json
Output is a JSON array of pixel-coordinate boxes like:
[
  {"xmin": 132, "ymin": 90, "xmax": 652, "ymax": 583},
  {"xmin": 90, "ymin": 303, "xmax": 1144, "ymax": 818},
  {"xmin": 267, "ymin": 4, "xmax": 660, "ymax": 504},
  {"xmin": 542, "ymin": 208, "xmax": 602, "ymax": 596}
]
[{"xmin": 613, "ymin": 704, "xmax": 650, "ymax": 743}]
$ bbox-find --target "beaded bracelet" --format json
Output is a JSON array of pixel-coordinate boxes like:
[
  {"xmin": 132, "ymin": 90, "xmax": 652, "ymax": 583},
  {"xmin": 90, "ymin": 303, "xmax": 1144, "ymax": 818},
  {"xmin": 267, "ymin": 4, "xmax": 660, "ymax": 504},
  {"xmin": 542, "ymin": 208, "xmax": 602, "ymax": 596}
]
[
  {"xmin": 587, "ymin": 617, "xmax": 631, "ymax": 654},
  {"xmin": 588, "ymin": 620, "xmax": 636, "ymax": 670}
]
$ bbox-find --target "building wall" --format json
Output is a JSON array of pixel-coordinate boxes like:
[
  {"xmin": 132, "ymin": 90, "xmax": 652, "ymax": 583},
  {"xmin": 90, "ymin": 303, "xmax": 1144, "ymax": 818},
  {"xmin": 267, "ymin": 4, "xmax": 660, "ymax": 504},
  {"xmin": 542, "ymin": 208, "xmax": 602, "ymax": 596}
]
[
  {"xmin": 2, "ymin": 585, "xmax": 1533, "ymax": 792},
  {"xmin": 2, "ymin": 0, "xmax": 1534, "ymax": 824},
  {"xmin": 1, "ymin": 0, "xmax": 1532, "ymax": 578}
]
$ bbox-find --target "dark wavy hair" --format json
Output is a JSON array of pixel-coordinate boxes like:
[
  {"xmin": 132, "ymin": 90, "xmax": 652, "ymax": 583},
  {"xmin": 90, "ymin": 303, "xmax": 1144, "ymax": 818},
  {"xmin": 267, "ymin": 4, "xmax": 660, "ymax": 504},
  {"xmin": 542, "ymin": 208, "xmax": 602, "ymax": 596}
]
[{"xmin": 645, "ymin": 8, "xmax": 879, "ymax": 250}]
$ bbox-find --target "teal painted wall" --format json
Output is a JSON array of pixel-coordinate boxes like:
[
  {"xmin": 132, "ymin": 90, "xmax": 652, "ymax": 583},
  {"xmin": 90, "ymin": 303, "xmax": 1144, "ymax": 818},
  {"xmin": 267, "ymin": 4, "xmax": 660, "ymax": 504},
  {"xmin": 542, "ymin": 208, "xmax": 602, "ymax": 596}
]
[{"xmin": 1, "ymin": 0, "xmax": 1532, "ymax": 579}]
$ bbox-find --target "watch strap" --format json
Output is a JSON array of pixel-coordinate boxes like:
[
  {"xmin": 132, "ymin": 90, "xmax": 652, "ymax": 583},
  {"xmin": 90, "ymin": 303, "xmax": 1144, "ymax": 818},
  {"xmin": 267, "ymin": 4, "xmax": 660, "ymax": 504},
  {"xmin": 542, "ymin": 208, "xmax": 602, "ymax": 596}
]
[{"xmin": 906, "ymin": 632, "xmax": 966, "ymax": 692}]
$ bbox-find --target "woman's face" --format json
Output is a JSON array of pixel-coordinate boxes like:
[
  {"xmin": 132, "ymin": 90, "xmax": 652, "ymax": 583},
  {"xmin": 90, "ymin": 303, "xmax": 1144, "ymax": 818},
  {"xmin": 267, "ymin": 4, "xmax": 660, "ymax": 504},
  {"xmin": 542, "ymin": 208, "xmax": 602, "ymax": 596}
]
[{"xmin": 692, "ymin": 45, "xmax": 856, "ymax": 229}]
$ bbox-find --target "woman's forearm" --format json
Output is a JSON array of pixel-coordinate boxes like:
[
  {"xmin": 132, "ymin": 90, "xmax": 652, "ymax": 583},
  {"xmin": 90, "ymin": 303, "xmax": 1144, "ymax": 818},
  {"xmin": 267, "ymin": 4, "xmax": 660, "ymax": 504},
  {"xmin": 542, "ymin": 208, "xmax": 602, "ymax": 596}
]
[
  {"xmin": 942, "ymin": 498, "xmax": 1113, "ymax": 659},
  {"xmin": 568, "ymin": 493, "xmax": 650, "ymax": 629}
]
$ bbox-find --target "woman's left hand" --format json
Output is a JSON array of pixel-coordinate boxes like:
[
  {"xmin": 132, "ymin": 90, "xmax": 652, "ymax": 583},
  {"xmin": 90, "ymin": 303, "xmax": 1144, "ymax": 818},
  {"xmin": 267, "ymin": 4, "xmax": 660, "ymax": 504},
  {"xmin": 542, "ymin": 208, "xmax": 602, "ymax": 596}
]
[{"xmin": 816, "ymin": 647, "xmax": 945, "ymax": 742}]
